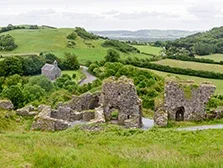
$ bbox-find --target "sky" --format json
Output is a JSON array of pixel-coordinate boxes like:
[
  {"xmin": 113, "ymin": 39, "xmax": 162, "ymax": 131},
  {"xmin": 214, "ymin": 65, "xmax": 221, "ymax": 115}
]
[{"xmin": 0, "ymin": 0, "xmax": 223, "ymax": 31}]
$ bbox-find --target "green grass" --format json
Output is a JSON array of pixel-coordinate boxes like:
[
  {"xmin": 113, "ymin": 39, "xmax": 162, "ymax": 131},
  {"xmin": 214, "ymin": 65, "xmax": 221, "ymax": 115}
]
[
  {"xmin": 0, "ymin": 28, "xmax": 151, "ymax": 64},
  {"xmin": 196, "ymin": 54, "xmax": 223, "ymax": 62},
  {"xmin": 143, "ymin": 68, "xmax": 223, "ymax": 95},
  {"xmin": 153, "ymin": 59, "xmax": 223, "ymax": 73},
  {"xmin": 133, "ymin": 45, "xmax": 162, "ymax": 55},
  {"xmin": 62, "ymin": 69, "xmax": 86, "ymax": 83},
  {"xmin": 1, "ymin": 121, "xmax": 223, "ymax": 168}
]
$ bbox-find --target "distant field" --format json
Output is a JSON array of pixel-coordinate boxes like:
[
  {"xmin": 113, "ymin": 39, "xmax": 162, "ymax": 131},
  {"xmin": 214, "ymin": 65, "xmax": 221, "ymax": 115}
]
[
  {"xmin": 0, "ymin": 28, "xmax": 152, "ymax": 64},
  {"xmin": 62, "ymin": 69, "xmax": 85, "ymax": 83},
  {"xmin": 146, "ymin": 69, "xmax": 223, "ymax": 95},
  {"xmin": 196, "ymin": 54, "xmax": 223, "ymax": 62},
  {"xmin": 153, "ymin": 59, "xmax": 223, "ymax": 73},
  {"xmin": 133, "ymin": 45, "xmax": 162, "ymax": 55}
]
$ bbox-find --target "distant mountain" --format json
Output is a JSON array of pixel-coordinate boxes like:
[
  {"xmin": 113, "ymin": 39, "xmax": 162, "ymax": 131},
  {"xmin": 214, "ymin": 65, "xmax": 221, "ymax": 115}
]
[{"xmin": 91, "ymin": 29, "xmax": 198, "ymax": 42}]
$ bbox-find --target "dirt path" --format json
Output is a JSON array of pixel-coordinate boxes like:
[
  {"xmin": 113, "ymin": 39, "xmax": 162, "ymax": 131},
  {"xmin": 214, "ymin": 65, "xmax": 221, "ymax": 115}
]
[
  {"xmin": 79, "ymin": 66, "xmax": 97, "ymax": 86},
  {"xmin": 176, "ymin": 124, "xmax": 223, "ymax": 131}
]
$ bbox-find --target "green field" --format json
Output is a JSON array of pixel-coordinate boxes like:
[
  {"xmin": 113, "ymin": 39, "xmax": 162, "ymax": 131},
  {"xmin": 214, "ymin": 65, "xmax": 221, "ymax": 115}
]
[
  {"xmin": 133, "ymin": 45, "xmax": 162, "ymax": 55},
  {"xmin": 196, "ymin": 54, "xmax": 223, "ymax": 62},
  {"xmin": 0, "ymin": 28, "xmax": 152, "ymax": 64},
  {"xmin": 1, "ymin": 117, "xmax": 223, "ymax": 168},
  {"xmin": 145, "ymin": 68, "xmax": 223, "ymax": 95},
  {"xmin": 153, "ymin": 59, "xmax": 223, "ymax": 73},
  {"xmin": 62, "ymin": 69, "xmax": 86, "ymax": 83}
]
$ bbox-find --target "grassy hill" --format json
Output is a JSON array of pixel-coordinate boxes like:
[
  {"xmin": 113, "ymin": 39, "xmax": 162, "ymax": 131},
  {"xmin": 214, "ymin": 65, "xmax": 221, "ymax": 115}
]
[{"xmin": 0, "ymin": 27, "xmax": 161, "ymax": 64}]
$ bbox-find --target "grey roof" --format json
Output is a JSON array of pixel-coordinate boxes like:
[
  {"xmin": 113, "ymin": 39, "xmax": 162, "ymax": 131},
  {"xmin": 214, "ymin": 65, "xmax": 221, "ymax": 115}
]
[{"xmin": 41, "ymin": 63, "xmax": 56, "ymax": 71}]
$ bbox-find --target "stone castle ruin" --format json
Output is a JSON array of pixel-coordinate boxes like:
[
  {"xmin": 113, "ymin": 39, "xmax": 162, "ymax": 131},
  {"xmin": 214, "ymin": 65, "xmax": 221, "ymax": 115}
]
[
  {"xmin": 154, "ymin": 78, "xmax": 216, "ymax": 126},
  {"xmin": 31, "ymin": 76, "xmax": 142, "ymax": 131}
]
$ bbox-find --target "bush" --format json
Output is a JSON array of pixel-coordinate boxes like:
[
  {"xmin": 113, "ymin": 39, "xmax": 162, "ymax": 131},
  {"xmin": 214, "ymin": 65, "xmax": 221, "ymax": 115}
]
[
  {"xmin": 75, "ymin": 27, "xmax": 98, "ymax": 40},
  {"xmin": 102, "ymin": 40, "xmax": 140, "ymax": 53},
  {"xmin": 105, "ymin": 49, "xmax": 120, "ymax": 62},
  {"xmin": 61, "ymin": 53, "xmax": 80, "ymax": 70},
  {"xmin": 67, "ymin": 32, "xmax": 77, "ymax": 40},
  {"xmin": 0, "ymin": 34, "xmax": 17, "ymax": 51}
]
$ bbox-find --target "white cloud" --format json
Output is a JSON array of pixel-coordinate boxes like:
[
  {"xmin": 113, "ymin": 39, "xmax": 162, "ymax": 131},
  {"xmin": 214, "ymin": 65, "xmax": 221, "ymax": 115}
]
[{"xmin": 0, "ymin": 0, "xmax": 223, "ymax": 30}]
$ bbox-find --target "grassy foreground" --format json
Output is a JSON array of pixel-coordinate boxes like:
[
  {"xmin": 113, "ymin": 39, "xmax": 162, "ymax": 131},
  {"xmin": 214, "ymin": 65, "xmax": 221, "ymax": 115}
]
[
  {"xmin": 153, "ymin": 59, "xmax": 223, "ymax": 73},
  {"xmin": 0, "ymin": 120, "xmax": 223, "ymax": 168}
]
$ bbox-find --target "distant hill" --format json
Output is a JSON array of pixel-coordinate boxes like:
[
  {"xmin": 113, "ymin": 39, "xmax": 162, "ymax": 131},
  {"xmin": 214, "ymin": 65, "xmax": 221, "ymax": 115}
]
[
  {"xmin": 165, "ymin": 26, "xmax": 223, "ymax": 56},
  {"xmin": 91, "ymin": 29, "xmax": 198, "ymax": 42}
]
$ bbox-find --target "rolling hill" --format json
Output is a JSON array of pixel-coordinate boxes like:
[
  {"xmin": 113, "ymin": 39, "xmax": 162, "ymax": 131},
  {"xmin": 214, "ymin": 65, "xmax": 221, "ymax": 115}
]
[{"xmin": 0, "ymin": 27, "xmax": 162, "ymax": 64}]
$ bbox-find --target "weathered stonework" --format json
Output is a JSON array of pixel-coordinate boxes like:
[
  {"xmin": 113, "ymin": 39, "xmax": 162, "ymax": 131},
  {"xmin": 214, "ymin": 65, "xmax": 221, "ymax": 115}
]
[
  {"xmin": 32, "ymin": 105, "xmax": 70, "ymax": 131},
  {"xmin": 60, "ymin": 92, "xmax": 100, "ymax": 112},
  {"xmin": 16, "ymin": 105, "xmax": 38, "ymax": 116},
  {"xmin": 31, "ymin": 76, "xmax": 143, "ymax": 131},
  {"xmin": 100, "ymin": 76, "xmax": 142, "ymax": 128},
  {"xmin": 154, "ymin": 78, "xmax": 216, "ymax": 126},
  {"xmin": 0, "ymin": 99, "xmax": 14, "ymax": 110}
]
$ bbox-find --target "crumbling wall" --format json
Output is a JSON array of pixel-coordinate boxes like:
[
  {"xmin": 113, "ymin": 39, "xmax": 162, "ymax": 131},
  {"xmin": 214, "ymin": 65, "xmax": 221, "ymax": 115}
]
[
  {"xmin": 165, "ymin": 80, "xmax": 216, "ymax": 121},
  {"xmin": 100, "ymin": 76, "xmax": 142, "ymax": 128}
]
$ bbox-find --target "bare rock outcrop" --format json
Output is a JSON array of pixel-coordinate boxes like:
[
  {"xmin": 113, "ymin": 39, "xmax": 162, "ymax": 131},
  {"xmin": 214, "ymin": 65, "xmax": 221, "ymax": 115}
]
[{"xmin": 0, "ymin": 100, "xmax": 14, "ymax": 110}]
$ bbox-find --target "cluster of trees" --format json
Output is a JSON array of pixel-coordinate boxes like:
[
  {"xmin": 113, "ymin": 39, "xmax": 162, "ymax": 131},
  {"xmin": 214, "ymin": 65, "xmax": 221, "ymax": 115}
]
[
  {"xmin": 121, "ymin": 57, "xmax": 223, "ymax": 80},
  {"xmin": 67, "ymin": 32, "xmax": 77, "ymax": 40},
  {"xmin": 88, "ymin": 62, "xmax": 164, "ymax": 109},
  {"xmin": 75, "ymin": 27, "xmax": 99, "ymax": 40},
  {"xmin": 0, "ymin": 34, "xmax": 17, "ymax": 51},
  {"xmin": 165, "ymin": 26, "xmax": 223, "ymax": 56},
  {"xmin": 102, "ymin": 40, "xmax": 140, "ymax": 53},
  {"xmin": 0, "ymin": 24, "xmax": 25, "ymax": 33},
  {"xmin": 0, "ymin": 53, "xmax": 80, "ymax": 77}
]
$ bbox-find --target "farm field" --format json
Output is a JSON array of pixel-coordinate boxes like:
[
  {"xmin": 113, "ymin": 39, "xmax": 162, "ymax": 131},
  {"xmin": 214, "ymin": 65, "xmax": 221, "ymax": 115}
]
[
  {"xmin": 0, "ymin": 28, "xmax": 152, "ymax": 64},
  {"xmin": 196, "ymin": 54, "xmax": 223, "ymax": 62},
  {"xmin": 146, "ymin": 68, "xmax": 223, "ymax": 95},
  {"xmin": 132, "ymin": 45, "xmax": 162, "ymax": 55},
  {"xmin": 153, "ymin": 59, "xmax": 223, "ymax": 73}
]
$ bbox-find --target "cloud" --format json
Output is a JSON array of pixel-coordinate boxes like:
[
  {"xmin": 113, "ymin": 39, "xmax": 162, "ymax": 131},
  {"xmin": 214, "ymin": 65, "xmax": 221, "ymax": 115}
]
[
  {"xmin": 187, "ymin": 4, "xmax": 221, "ymax": 18},
  {"xmin": 114, "ymin": 11, "xmax": 179, "ymax": 20},
  {"xmin": 62, "ymin": 12, "xmax": 104, "ymax": 21},
  {"xmin": 102, "ymin": 10, "xmax": 119, "ymax": 15}
]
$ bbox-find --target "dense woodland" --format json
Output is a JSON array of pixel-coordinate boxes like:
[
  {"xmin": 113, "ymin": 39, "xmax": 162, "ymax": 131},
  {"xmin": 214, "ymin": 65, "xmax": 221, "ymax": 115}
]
[{"xmin": 161, "ymin": 26, "xmax": 223, "ymax": 56}]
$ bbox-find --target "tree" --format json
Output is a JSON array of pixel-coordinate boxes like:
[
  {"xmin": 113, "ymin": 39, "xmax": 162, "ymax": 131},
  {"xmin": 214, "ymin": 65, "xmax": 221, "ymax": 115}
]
[
  {"xmin": 22, "ymin": 84, "xmax": 45, "ymax": 104},
  {"xmin": 28, "ymin": 76, "xmax": 53, "ymax": 92},
  {"xmin": 105, "ymin": 49, "xmax": 120, "ymax": 62},
  {"xmin": 61, "ymin": 53, "xmax": 80, "ymax": 70},
  {"xmin": 1, "ymin": 85, "xmax": 24, "ymax": 109},
  {"xmin": 0, "ymin": 56, "xmax": 23, "ymax": 76}
]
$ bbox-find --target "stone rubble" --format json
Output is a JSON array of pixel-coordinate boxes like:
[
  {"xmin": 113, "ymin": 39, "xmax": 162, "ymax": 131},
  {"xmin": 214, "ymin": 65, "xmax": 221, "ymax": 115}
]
[{"xmin": 0, "ymin": 99, "xmax": 14, "ymax": 110}]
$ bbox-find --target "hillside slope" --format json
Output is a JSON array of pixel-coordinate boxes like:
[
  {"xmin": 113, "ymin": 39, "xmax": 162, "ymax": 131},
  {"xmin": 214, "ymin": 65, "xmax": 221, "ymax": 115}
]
[
  {"xmin": 166, "ymin": 26, "xmax": 223, "ymax": 56},
  {"xmin": 0, "ymin": 27, "xmax": 160, "ymax": 64}
]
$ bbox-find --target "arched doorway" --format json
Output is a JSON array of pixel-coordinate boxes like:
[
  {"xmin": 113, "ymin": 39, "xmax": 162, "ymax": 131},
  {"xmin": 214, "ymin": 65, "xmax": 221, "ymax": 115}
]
[{"xmin": 175, "ymin": 106, "xmax": 185, "ymax": 121}]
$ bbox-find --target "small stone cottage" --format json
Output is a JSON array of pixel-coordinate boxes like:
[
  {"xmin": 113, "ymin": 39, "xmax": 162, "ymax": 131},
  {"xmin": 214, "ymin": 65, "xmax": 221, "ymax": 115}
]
[
  {"xmin": 154, "ymin": 78, "xmax": 216, "ymax": 126},
  {"xmin": 41, "ymin": 60, "xmax": 61, "ymax": 80}
]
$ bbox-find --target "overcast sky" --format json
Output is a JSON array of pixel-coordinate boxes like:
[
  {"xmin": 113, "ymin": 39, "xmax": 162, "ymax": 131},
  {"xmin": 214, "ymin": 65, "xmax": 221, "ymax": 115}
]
[{"xmin": 0, "ymin": 0, "xmax": 223, "ymax": 31}]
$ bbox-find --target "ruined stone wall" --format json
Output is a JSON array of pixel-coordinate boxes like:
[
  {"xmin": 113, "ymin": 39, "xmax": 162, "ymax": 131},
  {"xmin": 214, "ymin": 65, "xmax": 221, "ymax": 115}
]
[
  {"xmin": 164, "ymin": 80, "xmax": 216, "ymax": 121},
  {"xmin": 100, "ymin": 76, "xmax": 142, "ymax": 128}
]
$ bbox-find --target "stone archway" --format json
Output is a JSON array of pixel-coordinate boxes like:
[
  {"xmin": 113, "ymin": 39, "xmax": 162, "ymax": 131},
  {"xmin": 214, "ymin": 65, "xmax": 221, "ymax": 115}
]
[{"xmin": 175, "ymin": 106, "xmax": 185, "ymax": 121}]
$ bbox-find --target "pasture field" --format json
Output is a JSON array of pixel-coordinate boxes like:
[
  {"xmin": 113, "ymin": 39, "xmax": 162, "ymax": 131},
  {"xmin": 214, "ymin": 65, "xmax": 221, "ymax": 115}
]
[
  {"xmin": 62, "ymin": 69, "xmax": 86, "ymax": 83},
  {"xmin": 0, "ymin": 115, "xmax": 223, "ymax": 168},
  {"xmin": 153, "ymin": 59, "xmax": 223, "ymax": 73},
  {"xmin": 0, "ymin": 28, "xmax": 152, "ymax": 64},
  {"xmin": 133, "ymin": 45, "xmax": 162, "ymax": 55},
  {"xmin": 146, "ymin": 69, "xmax": 223, "ymax": 95},
  {"xmin": 196, "ymin": 54, "xmax": 223, "ymax": 62}
]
